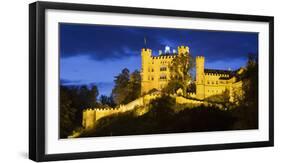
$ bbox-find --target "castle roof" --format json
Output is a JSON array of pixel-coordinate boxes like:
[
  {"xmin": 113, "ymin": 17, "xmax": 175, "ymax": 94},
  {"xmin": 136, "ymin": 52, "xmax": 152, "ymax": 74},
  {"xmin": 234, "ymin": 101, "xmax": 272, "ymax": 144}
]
[
  {"xmin": 219, "ymin": 76, "xmax": 232, "ymax": 80},
  {"xmin": 204, "ymin": 69, "xmax": 233, "ymax": 75},
  {"xmin": 204, "ymin": 68, "xmax": 244, "ymax": 80},
  {"xmin": 158, "ymin": 53, "xmax": 177, "ymax": 56},
  {"xmin": 151, "ymin": 53, "xmax": 177, "ymax": 59}
]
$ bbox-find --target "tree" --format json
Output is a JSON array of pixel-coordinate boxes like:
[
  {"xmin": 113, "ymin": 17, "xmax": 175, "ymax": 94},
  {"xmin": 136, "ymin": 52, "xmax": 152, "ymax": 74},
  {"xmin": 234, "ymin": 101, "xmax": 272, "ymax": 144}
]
[
  {"xmin": 112, "ymin": 68, "xmax": 142, "ymax": 105},
  {"xmin": 127, "ymin": 70, "xmax": 141, "ymax": 102},
  {"xmin": 242, "ymin": 54, "xmax": 258, "ymax": 103},
  {"xmin": 112, "ymin": 68, "xmax": 130, "ymax": 105},
  {"xmin": 88, "ymin": 85, "xmax": 99, "ymax": 107},
  {"xmin": 165, "ymin": 52, "xmax": 195, "ymax": 96},
  {"xmin": 162, "ymin": 80, "xmax": 183, "ymax": 95},
  {"xmin": 78, "ymin": 85, "xmax": 99, "ymax": 108},
  {"xmin": 60, "ymin": 86, "xmax": 77, "ymax": 138},
  {"xmin": 231, "ymin": 53, "xmax": 258, "ymax": 129},
  {"xmin": 99, "ymin": 94, "xmax": 116, "ymax": 107}
]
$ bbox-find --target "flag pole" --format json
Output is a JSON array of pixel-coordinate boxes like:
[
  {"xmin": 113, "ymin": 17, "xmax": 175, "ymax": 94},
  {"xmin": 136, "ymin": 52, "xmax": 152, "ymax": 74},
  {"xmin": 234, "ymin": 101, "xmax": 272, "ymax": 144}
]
[{"xmin": 144, "ymin": 36, "xmax": 147, "ymax": 49}]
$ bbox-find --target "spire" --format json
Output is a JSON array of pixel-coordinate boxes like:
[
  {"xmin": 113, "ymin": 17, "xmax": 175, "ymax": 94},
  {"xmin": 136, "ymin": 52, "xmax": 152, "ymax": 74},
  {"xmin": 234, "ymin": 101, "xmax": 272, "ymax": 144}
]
[{"xmin": 144, "ymin": 36, "xmax": 147, "ymax": 48}]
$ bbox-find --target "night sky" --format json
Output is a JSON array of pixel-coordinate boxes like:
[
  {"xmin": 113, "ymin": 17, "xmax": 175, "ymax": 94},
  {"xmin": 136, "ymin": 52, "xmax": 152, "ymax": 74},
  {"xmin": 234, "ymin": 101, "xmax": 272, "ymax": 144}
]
[{"xmin": 60, "ymin": 23, "xmax": 258, "ymax": 96}]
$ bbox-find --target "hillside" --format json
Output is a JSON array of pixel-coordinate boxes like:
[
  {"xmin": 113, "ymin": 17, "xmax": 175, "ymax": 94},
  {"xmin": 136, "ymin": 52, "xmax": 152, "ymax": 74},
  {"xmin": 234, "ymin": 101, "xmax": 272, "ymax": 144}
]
[{"xmin": 78, "ymin": 95, "xmax": 250, "ymax": 138}]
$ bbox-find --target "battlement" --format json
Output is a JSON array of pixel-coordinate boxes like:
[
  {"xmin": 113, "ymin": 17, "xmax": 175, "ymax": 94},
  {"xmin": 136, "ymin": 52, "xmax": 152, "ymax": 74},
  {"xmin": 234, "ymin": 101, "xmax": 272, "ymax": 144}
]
[
  {"xmin": 151, "ymin": 55, "xmax": 176, "ymax": 60},
  {"xmin": 187, "ymin": 92, "xmax": 196, "ymax": 96},
  {"xmin": 204, "ymin": 73, "xmax": 230, "ymax": 77},
  {"xmin": 177, "ymin": 45, "xmax": 190, "ymax": 54},
  {"xmin": 204, "ymin": 69, "xmax": 232, "ymax": 76},
  {"xmin": 82, "ymin": 94, "xmax": 160, "ymax": 129},
  {"xmin": 142, "ymin": 48, "xmax": 152, "ymax": 53},
  {"xmin": 177, "ymin": 45, "xmax": 189, "ymax": 49},
  {"xmin": 196, "ymin": 56, "xmax": 205, "ymax": 59}
]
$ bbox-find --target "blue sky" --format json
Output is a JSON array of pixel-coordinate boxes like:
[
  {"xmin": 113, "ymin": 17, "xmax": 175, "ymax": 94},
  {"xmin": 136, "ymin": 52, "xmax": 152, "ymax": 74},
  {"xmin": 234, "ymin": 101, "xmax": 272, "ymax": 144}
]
[{"xmin": 60, "ymin": 23, "xmax": 258, "ymax": 96}]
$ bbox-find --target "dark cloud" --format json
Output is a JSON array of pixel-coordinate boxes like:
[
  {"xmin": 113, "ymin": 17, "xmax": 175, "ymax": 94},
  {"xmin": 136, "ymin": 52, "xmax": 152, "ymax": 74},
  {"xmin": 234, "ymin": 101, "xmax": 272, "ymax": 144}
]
[
  {"xmin": 60, "ymin": 24, "xmax": 148, "ymax": 60},
  {"xmin": 60, "ymin": 23, "xmax": 258, "ymax": 62}
]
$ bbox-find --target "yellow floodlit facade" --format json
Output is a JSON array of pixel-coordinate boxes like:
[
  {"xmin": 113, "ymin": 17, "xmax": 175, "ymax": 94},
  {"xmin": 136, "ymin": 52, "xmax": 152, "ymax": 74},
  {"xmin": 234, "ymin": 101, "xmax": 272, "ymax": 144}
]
[
  {"xmin": 141, "ymin": 46, "xmax": 189, "ymax": 94},
  {"xmin": 140, "ymin": 45, "xmax": 244, "ymax": 102},
  {"xmin": 195, "ymin": 56, "xmax": 244, "ymax": 102}
]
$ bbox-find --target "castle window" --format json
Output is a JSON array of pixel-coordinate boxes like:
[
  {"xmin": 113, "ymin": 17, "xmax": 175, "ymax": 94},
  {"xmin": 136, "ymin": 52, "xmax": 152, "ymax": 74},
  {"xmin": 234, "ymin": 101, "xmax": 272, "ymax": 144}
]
[
  {"xmin": 160, "ymin": 66, "xmax": 167, "ymax": 71},
  {"xmin": 216, "ymin": 81, "xmax": 218, "ymax": 85},
  {"xmin": 160, "ymin": 74, "xmax": 167, "ymax": 80},
  {"xmin": 151, "ymin": 68, "xmax": 154, "ymax": 72},
  {"xmin": 151, "ymin": 76, "xmax": 154, "ymax": 80},
  {"xmin": 207, "ymin": 81, "xmax": 210, "ymax": 84}
]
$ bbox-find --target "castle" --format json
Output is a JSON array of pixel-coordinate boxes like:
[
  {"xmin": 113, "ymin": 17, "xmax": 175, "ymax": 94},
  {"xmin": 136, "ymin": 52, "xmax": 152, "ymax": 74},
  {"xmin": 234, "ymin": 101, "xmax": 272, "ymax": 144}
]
[
  {"xmin": 141, "ymin": 45, "xmax": 190, "ymax": 94},
  {"xmin": 141, "ymin": 45, "xmax": 244, "ymax": 102},
  {"xmin": 79, "ymin": 44, "xmax": 244, "ymax": 132}
]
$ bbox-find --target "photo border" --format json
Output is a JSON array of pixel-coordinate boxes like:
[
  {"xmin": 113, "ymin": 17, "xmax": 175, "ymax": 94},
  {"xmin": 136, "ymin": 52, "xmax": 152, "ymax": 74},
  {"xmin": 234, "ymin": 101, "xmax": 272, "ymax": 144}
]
[{"xmin": 29, "ymin": 1, "xmax": 274, "ymax": 161}]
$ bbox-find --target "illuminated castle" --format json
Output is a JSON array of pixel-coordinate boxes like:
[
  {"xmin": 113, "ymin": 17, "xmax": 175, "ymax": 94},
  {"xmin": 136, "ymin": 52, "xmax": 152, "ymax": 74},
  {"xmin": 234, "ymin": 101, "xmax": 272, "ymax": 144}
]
[
  {"xmin": 141, "ymin": 45, "xmax": 243, "ymax": 102},
  {"xmin": 80, "ymin": 44, "xmax": 245, "ymax": 131},
  {"xmin": 141, "ymin": 45, "xmax": 190, "ymax": 94},
  {"xmin": 195, "ymin": 56, "xmax": 244, "ymax": 102}
]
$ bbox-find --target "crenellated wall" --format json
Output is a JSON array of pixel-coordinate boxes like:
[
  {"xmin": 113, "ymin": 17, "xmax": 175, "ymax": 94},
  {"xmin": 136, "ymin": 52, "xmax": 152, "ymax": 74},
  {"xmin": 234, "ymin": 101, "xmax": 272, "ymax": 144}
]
[{"xmin": 82, "ymin": 93, "xmax": 160, "ymax": 129}]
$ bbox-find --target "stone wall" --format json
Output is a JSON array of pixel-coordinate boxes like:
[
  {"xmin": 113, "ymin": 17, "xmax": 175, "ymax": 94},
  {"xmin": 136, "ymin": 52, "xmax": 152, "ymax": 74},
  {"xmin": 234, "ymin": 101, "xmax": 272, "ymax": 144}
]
[{"xmin": 82, "ymin": 93, "xmax": 160, "ymax": 129}]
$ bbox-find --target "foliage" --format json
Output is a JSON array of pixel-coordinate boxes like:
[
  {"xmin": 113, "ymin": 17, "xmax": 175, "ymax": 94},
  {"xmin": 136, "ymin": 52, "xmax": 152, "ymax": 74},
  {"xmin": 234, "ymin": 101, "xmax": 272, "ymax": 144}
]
[
  {"xmin": 147, "ymin": 95, "xmax": 175, "ymax": 124},
  {"xmin": 147, "ymin": 88, "xmax": 159, "ymax": 94},
  {"xmin": 112, "ymin": 68, "xmax": 130, "ymax": 105},
  {"xmin": 112, "ymin": 69, "xmax": 141, "ymax": 105},
  {"xmin": 60, "ymin": 87, "xmax": 77, "ymax": 138},
  {"xmin": 99, "ymin": 94, "xmax": 116, "ymax": 107},
  {"xmin": 59, "ymin": 85, "xmax": 99, "ymax": 138},
  {"xmin": 241, "ymin": 54, "xmax": 258, "ymax": 104},
  {"xmin": 205, "ymin": 90, "xmax": 230, "ymax": 106},
  {"xmin": 127, "ymin": 70, "xmax": 141, "ymax": 102},
  {"xmin": 162, "ymin": 80, "xmax": 183, "ymax": 95},
  {"xmin": 186, "ymin": 82, "xmax": 196, "ymax": 92},
  {"xmin": 79, "ymin": 85, "xmax": 99, "ymax": 108},
  {"xmin": 79, "ymin": 96, "xmax": 236, "ymax": 137},
  {"xmin": 231, "ymin": 54, "xmax": 258, "ymax": 129},
  {"xmin": 164, "ymin": 52, "xmax": 195, "ymax": 96}
]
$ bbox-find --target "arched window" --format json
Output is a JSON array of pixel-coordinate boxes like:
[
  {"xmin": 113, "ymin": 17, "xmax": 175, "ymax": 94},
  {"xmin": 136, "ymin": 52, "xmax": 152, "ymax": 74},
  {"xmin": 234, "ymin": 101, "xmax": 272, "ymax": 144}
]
[
  {"xmin": 160, "ymin": 74, "xmax": 167, "ymax": 80},
  {"xmin": 160, "ymin": 66, "xmax": 167, "ymax": 71}
]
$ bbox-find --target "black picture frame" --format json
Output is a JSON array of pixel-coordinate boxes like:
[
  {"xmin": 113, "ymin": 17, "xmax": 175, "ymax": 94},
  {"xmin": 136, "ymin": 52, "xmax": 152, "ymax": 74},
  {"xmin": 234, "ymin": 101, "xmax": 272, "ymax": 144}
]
[{"xmin": 29, "ymin": 1, "xmax": 274, "ymax": 162}]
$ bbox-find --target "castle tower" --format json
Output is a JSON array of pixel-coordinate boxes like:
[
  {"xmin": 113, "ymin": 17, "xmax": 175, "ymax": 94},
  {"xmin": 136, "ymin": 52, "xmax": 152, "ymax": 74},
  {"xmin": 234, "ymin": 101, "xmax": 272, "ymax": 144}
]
[
  {"xmin": 196, "ymin": 56, "xmax": 205, "ymax": 100},
  {"xmin": 177, "ymin": 45, "xmax": 190, "ymax": 55},
  {"xmin": 141, "ymin": 48, "xmax": 152, "ymax": 94}
]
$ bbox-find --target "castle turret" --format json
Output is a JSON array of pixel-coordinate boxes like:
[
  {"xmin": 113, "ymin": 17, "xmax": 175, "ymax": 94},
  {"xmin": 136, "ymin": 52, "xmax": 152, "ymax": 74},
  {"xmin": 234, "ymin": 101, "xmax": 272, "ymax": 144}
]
[
  {"xmin": 141, "ymin": 48, "xmax": 152, "ymax": 94},
  {"xmin": 177, "ymin": 45, "xmax": 190, "ymax": 55},
  {"xmin": 196, "ymin": 56, "xmax": 205, "ymax": 100}
]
